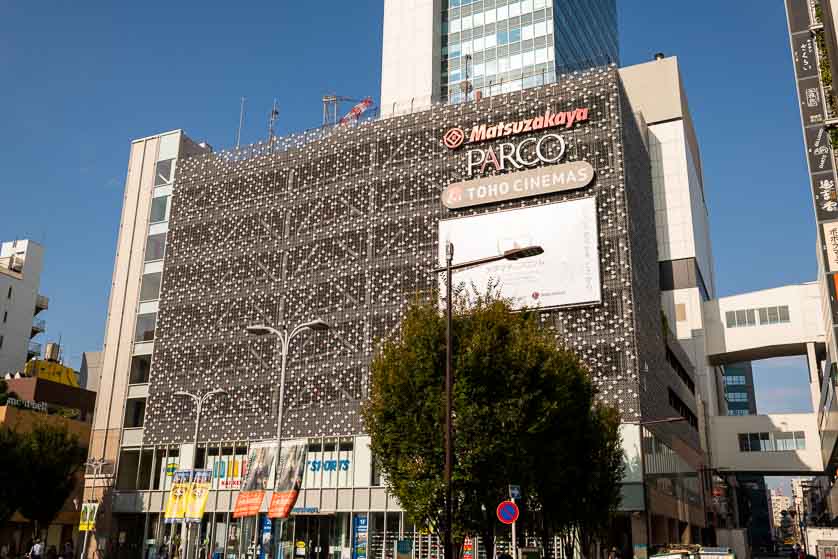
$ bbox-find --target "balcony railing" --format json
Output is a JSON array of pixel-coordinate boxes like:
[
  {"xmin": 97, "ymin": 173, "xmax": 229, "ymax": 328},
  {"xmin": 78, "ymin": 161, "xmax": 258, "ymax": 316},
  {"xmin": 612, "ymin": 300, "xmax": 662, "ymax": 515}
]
[
  {"xmin": 27, "ymin": 341, "xmax": 41, "ymax": 358},
  {"xmin": 31, "ymin": 318, "xmax": 45, "ymax": 335},
  {"xmin": 35, "ymin": 294, "xmax": 49, "ymax": 312}
]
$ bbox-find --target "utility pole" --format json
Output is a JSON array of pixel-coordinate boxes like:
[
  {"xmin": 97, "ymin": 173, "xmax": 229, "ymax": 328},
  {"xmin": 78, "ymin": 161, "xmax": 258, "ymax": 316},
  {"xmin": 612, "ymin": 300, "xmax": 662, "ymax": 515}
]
[{"xmin": 236, "ymin": 97, "xmax": 246, "ymax": 148}]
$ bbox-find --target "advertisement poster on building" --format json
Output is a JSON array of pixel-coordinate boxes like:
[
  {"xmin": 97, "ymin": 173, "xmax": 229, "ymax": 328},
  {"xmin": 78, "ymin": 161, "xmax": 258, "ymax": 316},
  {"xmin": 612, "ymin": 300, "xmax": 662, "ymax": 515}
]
[
  {"xmin": 353, "ymin": 516, "xmax": 368, "ymax": 559},
  {"xmin": 258, "ymin": 515, "xmax": 273, "ymax": 559},
  {"xmin": 184, "ymin": 469, "xmax": 212, "ymax": 523},
  {"xmin": 164, "ymin": 470, "xmax": 193, "ymax": 523},
  {"xmin": 234, "ymin": 441, "xmax": 277, "ymax": 518},
  {"xmin": 438, "ymin": 197, "xmax": 601, "ymax": 310},
  {"xmin": 268, "ymin": 442, "xmax": 307, "ymax": 518},
  {"xmin": 79, "ymin": 503, "xmax": 98, "ymax": 531},
  {"xmin": 462, "ymin": 537, "xmax": 474, "ymax": 559},
  {"xmin": 210, "ymin": 453, "xmax": 247, "ymax": 490}
]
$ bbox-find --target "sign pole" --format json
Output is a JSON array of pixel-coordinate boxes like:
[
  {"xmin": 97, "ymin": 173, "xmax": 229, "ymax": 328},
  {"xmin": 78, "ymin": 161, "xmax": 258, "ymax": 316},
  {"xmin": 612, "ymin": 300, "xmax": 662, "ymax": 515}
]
[{"xmin": 511, "ymin": 517, "xmax": 517, "ymax": 559}]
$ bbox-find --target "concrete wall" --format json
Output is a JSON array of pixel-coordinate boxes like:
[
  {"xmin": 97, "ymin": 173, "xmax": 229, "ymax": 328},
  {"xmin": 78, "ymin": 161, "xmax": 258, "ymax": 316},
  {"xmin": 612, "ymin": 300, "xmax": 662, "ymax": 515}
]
[
  {"xmin": 704, "ymin": 282, "xmax": 824, "ymax": 363},
  {"xmin": 710, "ymin": 413, "xmax": 824, "ymax": 473},
  {"xmin": 0, "ymin": 240, "xmax": 44, "ymax": 374},
  {"xmin": 380, "ymin": 0, "xmax": 441, "ymax": 114}
]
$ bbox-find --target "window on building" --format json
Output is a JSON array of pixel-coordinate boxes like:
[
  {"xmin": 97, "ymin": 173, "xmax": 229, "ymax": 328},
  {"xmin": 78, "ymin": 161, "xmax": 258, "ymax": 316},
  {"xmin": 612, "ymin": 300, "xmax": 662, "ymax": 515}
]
[
  {"xmin": 728, "ymin": 409, "xmax": 749, "ymax": 416},
  {"xmin": 726, "ymin": 392, "xmax": 749, "ymax": 402},
  {"xmin": 149, "ymin": 196, "xmax": 169, "ymax": 223},
  {"xmin": 124, "ymin": 398, "xmax": 146, "ymax": 428},
  {"xmin": 139, "ymin": 272, "xmax": 162, "ymax": 302},
  {"xmin": 738, "ymin": 431, "xmax": 806, "ymax": 452},
  {"xmin": 6, "ymin": 286, "xmax": 11, "ymax": 299},
  {"xmin": 0, "ymin": 335, "xmax": 3, "ymax": 349},
  {"xmin": 725, "ymin": 309, "xmax": 756, "ymax": 328},
  {"xmin": 134, "ymin": 313, "xmax": 157, "ymax": 342},
  {"xmin": 758, "ymin": 305, "xmax": 791, "ymax": 325},
  {"xmin": 675, "ymin": 303, "xmax": 687, "ymax": 322},
  {"xmin": 129, "ymin": 354, "xmax": 152, "ymax": 384},
  {"xmin": 144, "ymin": 233, "xmax": 167, "ymax": 262},
  {"xmin": 724, "ymin": 375, "xmax": 747, "ymax": 386},
  {"xmin": 154, "ymin": 159, "xmax": 175, "ymax": 187},
  {"xmin": 2, "ymin": 311, "xmax": 6, "ymax": 323}
]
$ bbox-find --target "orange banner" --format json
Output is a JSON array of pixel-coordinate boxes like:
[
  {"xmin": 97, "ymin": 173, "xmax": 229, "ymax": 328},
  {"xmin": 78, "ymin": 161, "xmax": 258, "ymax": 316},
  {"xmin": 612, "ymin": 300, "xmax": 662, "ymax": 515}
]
[
  {"xmin": 268, "ymin": 490, "xmax": 300, "ymax": 518},
  {"xmin": 233, "ymin": 491, "xmax": 265, "ymax": 518},
  {"xmin": 268, "ymin": 443, "xmax": 307, "ymax": 519}
]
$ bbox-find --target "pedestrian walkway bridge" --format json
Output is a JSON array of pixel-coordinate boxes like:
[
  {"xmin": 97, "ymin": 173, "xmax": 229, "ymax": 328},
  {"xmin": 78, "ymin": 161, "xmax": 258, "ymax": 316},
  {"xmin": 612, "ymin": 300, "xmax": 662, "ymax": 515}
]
[{"xmin": 701, "ymin": 283, "xmax": 828, "ymax": 474}]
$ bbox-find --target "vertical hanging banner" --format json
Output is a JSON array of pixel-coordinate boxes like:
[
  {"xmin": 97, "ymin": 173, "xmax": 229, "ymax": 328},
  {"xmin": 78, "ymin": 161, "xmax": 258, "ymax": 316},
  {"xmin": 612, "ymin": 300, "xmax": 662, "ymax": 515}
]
[
  {"xmin": 184, "ymin": 469, "xmax": 212, "ymax": 523},
  {"xmin": 268, "ymin": 443, "xmax": 308, "ymax": 519},
  {"xmin": 164, "ymin": 470, "xmax": 193, "ymax": 523},
  {"xmin": 353, "ymin": 516, "xmax": 368, "ymax": 559},
  {"xmin": 79, "ymin": 503, "xmax": 99, "ymax": 532},
  {"xmin": 233, "ymin": 441, "xmax": 277, "ymax": 518}
]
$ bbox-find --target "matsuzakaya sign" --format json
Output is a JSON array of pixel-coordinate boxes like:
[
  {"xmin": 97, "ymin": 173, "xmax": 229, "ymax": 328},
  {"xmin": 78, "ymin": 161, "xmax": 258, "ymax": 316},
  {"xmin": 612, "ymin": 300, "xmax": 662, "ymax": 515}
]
[{"xmin": 443, "ymin": 107, "xmax": 590, "ymax": 150}]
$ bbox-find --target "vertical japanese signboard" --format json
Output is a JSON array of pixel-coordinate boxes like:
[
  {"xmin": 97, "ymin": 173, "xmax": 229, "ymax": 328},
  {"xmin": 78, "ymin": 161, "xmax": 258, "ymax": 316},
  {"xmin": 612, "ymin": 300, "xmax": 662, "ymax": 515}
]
[{"xmin": 786, "ymin": 0, "xmax": 838, "ymax": 323}]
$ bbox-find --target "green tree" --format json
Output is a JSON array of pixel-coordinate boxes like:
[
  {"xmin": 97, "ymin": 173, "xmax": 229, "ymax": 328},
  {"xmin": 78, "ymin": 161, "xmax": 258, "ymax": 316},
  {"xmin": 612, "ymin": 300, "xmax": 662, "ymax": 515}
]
[
  {"xmin": 0, "ymin": 427, "xmax": 25, "ymax": 525},
  {"xmin": 17, "ymin": 423, "xmax": 86, "ymax": 531},
  {"xmin": 363, "ymin": 292, "xmax": 624, "ymax": 558},
  {"xmin": 0, "ymin": 379, "xmax": 19, "ymax": 405}
]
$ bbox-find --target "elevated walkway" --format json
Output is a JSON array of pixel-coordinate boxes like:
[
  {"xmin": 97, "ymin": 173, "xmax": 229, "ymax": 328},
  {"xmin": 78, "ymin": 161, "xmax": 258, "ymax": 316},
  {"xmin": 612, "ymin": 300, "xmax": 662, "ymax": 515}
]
[
  {"xmin": 701, "ymin": 283, "xmax": 827, "ymax": 474},
  {"xmin": 710, "ymin": 413, "xmax": 824, "ymax": 475},
  {"xmin": 703, "ymin": 282, "xmax": 824, "ymax": 364}
]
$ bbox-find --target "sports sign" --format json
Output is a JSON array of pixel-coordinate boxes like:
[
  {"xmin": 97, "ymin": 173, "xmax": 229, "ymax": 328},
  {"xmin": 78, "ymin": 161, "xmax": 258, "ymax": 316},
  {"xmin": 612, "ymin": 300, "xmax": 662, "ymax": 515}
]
[{"xmin": 496, "ymin": 501, "xmax": 519, "ymax": 525}]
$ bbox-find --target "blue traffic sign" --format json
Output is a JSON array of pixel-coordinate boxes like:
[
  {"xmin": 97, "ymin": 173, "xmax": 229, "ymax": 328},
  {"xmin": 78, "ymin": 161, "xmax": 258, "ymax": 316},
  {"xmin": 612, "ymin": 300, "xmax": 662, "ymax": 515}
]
[{"xmin": 497, "ymin": 501, "xmax": 519, "ymax": 525}]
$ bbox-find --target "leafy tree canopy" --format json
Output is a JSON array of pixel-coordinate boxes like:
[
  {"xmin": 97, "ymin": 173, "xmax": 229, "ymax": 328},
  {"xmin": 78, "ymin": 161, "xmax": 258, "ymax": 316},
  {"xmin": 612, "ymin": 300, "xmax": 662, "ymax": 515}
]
[
  {"xmin": 363, "ymin": 292, "xmax": 624, "ymax": 558},
  {"xmin": 0, "ymin": 421, "xmax": 85, "ymax": 529}
]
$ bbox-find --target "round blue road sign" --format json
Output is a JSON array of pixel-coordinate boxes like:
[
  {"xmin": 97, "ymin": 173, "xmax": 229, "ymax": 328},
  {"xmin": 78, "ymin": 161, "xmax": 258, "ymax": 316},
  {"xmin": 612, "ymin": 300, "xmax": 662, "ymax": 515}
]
[{"xmin": 496, "ymin": 501, "xmax": 519, "ymax": 525}]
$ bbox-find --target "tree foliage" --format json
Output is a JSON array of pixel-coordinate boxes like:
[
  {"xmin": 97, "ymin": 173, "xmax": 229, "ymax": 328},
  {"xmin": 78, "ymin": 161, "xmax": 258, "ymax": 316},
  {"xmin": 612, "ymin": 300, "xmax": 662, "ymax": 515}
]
[
  {"xmin": 0, "ymin": 421, "xmax": 85, "ymax": 529},
  {"xmin": 363, "ymin": 292, "xmax": 624, "ymax": 557}
]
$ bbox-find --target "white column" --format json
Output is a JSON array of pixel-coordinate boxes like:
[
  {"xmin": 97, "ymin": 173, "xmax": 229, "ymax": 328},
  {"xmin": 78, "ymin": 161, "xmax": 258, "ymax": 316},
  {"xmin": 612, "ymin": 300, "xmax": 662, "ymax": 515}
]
[{"xmin": 807, "ymin": 342, "xmax": 822, "ymax": 414}]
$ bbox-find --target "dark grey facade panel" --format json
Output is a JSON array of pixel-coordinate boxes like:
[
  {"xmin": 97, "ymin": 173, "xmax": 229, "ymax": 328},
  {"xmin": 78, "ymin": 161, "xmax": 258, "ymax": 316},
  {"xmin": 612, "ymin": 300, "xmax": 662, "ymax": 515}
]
[
  {"xmin": 659, "ymin": 257, "xmax": 710, "ymax": 301},
  {"xmin": 142, "ymin": 67, "xmax": 677, "ymax": 448}
]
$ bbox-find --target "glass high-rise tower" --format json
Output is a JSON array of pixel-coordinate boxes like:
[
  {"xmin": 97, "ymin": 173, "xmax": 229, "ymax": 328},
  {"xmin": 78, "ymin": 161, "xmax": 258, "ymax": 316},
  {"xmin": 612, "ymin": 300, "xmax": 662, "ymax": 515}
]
[{"xmin": 381, "ymin": 0, "xmax": 618, "ymax": 112}]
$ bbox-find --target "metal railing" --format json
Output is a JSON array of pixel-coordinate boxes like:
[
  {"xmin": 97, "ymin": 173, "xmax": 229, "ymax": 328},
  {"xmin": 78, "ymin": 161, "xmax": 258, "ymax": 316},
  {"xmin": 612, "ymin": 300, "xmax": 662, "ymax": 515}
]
[
  {"xmin": 32, "ymin": 318, "xmax": 46, "ymax": 332},
  {"xmin": 27, "ymin": 341, "xmax": 41, "ymax": 357},
  {"xmin": 35, "ymin": 294, "xmax": 49, "ymax": 310}
]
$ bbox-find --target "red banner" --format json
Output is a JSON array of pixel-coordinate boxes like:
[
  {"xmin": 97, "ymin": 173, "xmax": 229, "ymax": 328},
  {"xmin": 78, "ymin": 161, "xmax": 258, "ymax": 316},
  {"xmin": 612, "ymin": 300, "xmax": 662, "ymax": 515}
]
[
  {"xmin": 233, "ymin": 491, "xmax": 265, "ymax": 519},
  {"xmin": 268, "ymin": 443, "xmax": 307, "ymax": 519}
]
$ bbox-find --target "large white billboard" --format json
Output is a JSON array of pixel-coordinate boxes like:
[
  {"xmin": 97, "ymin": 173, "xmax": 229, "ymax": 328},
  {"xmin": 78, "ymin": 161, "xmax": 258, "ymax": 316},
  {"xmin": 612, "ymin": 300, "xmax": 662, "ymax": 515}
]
[{"xmin": 438, "ymin": 197, "xmax": 601, "ymax": 310}]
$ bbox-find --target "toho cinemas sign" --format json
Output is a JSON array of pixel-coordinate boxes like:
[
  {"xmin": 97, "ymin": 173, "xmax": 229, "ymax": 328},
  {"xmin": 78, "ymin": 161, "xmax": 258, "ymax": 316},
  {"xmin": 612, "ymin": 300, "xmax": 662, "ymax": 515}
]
[{"xmin": 441, "ymin": 107, "xmax": 594, "ymax": 208}]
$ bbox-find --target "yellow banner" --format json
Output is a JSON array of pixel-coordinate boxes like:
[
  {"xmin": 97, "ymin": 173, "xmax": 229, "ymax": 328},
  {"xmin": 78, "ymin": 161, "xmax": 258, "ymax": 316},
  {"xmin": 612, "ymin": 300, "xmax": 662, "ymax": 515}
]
[
  {"xmin": 79, "ymin": 503, "xmax": 98, "ymax": 532},
  {"xmin": 184, "ymin": 470, "xmax": 212, "ymax": 522},
  {"xmin": 164, "ymin": 470, "xmax": 192, "ymax": 523}
]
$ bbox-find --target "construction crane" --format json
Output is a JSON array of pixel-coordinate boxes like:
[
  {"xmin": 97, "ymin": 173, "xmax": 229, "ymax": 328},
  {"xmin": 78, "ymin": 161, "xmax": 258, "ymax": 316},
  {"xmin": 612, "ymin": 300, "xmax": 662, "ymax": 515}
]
[{"xmin": 322, "ymin": 94, "xmax": 375, "ymax": 126}]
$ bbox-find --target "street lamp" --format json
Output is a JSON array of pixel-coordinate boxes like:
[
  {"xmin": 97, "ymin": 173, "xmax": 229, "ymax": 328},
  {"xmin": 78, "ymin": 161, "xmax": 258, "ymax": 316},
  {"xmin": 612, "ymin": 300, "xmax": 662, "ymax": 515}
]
[
  {"xmin": 431, "ymin": 242, "xmax": 544, "ymax": 559},
  {"xmin": 244, "ymin": 319, "xmax": 331, "ymax": 554},
  {"xmin": 174, "ymin": 388, "xmax": 228, "ymax": 559}
]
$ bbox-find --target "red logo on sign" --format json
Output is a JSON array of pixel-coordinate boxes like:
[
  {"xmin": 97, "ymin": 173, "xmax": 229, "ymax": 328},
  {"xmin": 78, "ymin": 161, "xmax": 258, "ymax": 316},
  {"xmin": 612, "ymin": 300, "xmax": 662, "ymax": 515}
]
[{"xmin": 443, "ymin": 127, "xmax": 466, "ymax": 149}]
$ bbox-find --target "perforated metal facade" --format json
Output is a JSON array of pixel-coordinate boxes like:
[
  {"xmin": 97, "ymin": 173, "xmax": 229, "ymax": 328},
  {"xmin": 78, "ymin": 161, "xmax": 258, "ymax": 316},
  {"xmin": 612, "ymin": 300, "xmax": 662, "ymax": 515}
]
[{"xmin": 143, "ymin": 66, "xmax": 663, "ymax": 446}]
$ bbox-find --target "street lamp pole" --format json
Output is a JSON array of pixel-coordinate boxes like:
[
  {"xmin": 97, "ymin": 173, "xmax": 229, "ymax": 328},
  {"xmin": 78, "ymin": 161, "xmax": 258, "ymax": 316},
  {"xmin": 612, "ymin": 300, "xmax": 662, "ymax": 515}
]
[
  {"xmin": 431, "ymin": 243, "xmax": 544, "ymax": 559},
  {"xmin": 174, "ymin": 388, "xmax": 228, "ymax": 559},
  {"xmin": 245, "ymin": 319, "xmax": 331, "ymax": 556}
]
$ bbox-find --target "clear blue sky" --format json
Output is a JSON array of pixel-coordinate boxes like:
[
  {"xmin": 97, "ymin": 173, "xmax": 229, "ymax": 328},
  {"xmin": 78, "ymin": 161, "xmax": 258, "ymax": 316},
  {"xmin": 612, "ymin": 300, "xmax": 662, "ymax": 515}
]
[{"xmin": 0, "ymin": 0, "xmax": 817, "ymax": 408}]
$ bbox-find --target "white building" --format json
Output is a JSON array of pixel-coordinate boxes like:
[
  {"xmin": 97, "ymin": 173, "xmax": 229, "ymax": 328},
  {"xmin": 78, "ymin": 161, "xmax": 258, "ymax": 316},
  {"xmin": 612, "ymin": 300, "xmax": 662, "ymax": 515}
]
[{"xmin": 0, "ymin": 240, "xmax": 48, "ymax": 375}]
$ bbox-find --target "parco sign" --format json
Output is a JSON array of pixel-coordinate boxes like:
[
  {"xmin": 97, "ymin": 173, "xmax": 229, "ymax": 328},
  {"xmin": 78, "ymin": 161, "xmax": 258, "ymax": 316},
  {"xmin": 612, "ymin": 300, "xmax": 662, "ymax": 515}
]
[{"xmin": 466, "ymin": 133, "xmax": 566, "ymax": 177}]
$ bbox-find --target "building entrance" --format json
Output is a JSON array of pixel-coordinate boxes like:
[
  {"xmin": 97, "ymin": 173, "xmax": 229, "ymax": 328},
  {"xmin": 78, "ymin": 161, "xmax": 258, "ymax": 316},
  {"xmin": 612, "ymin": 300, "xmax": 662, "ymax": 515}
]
[{"xmin": 275, "ymin": 514, "xmax": 352, "ymax": 559}]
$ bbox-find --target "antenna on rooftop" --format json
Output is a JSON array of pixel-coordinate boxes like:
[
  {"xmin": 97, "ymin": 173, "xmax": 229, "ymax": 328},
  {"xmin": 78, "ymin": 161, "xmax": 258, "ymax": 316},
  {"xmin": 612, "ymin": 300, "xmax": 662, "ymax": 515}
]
[
  {"xmin": 235, "ymin": 97, "xmax": 247, "ymax": 148},
  {"xmin": 268, "ymin": 99, "xmax": 280, "ymax": 144}
]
